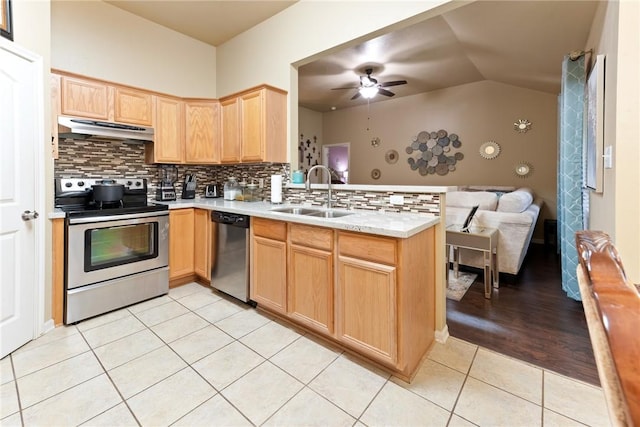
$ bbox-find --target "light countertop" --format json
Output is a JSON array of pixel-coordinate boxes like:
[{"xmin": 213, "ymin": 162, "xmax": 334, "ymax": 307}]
[{"xmin": 156, "ymin": 198, "xmax": 440, "ymax": 238}]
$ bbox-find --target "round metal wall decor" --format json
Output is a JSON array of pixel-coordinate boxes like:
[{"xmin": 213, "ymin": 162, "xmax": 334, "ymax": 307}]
[
  {"xmin": 514, "ymin": 119, "xmax": 532, "ymax": 133},
  {"xmin": 479, "ymin": 141, "xmax": 501, "ymax": 159},
  {"xmin": 371, "ymin": 168, "xmax": 381, "ymax": 180},
  {"xmin": 514, "ymin": 161, "xmax": 533, "ymax": 178},
  {"xmin": 385, "ymin": 149, "xmax": 399, "ymax": 164},
  {"xmin": 406, "ymin": 129, "xmax": 463, "ymax": 176}
]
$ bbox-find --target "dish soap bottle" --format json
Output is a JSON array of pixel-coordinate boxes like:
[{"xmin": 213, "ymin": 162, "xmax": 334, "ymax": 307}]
[{"xmin": 223, "ymin": 177, "xmax": 239, "ymax": 200}]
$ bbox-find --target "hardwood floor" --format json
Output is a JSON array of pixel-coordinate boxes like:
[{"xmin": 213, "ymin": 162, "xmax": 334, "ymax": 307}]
[{"xmin": 446, "ymin": 243, "xmax": 600, "ymax": 385}]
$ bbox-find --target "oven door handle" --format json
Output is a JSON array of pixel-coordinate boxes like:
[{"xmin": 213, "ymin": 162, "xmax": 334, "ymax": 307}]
[{"xmin": 68, "ymin": 210, "xmax": 169, "ymax": 225}]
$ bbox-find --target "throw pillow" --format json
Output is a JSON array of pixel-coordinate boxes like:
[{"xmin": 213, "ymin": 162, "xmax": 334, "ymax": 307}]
[{"xmin": 497, "ymin": 188, "xmax": 534, "ymax": 213}]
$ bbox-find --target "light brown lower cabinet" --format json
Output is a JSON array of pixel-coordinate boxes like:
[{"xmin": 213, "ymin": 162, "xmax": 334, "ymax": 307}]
[
  {"xmin": 249, "ymin": 218, "xmax": 436, "ymax": 380},
  {"xmin": 169, "ymin": 209, "xmax": 194, "ymax": 281},
  {"xmin": 250, "ymin": 218, "xmax": 287, "ymax": 313},
  {"xmin": 193, "ymin": 208, "xmax": 211, "ymax": 280},
  {"xmin": 288, "ymin": 224, "xmax": 334, "ymax": 335}
]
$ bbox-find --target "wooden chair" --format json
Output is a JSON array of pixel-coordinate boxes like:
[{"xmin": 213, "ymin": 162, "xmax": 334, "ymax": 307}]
[{"xmin": 575, "ymin": 230, "xmax": 640, "ymax": 426}]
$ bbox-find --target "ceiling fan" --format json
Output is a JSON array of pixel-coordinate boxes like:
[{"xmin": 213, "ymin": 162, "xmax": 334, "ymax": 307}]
[{"xmin": 332, "ymin": 68, "xmax": 407, "ymax": 100}]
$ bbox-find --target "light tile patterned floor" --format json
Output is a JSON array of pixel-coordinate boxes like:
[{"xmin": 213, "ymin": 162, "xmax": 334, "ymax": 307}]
[{"xmin": 0, "ymin": 282, "xmax": 611, "ymax": 426}]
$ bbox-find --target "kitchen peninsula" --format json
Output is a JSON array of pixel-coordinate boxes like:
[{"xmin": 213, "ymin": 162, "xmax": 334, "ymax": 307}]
[
  {"xmin": 51, "ymin": 183, "xmax": 449, "ymax": 381},
  {"xmin": 157, "ymin": 190, "xmax": 444, "ymax": 381}
]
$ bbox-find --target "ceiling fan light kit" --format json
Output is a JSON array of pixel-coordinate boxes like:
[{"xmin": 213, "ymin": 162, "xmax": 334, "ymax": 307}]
[{"xmin": 332, "ymin": 67, "xmax": 407, "ymax": 101}]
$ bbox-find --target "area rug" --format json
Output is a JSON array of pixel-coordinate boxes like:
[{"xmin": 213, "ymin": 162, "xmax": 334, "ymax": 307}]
[{"xmin": 446, "ymin": 270, "xmax": 478, "ymax": 301}]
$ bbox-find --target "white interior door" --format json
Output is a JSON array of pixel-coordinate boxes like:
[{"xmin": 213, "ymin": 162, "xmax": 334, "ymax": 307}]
[{"xmin": 0, "ymin": 40, "xmax": 44, "ymax": 357}]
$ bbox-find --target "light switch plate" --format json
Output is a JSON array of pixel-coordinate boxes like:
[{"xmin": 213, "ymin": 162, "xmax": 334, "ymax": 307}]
[
  {"xmin": 390, "ymin": 195, "xmax": 404, "ymax": 205},
  {"xmin": 604, "ymin": 145, "xmax": 613, "ymax": 169}
]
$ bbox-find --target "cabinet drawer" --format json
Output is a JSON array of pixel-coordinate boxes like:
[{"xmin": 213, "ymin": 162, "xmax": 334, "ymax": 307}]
[
  {"xmin": 253, "ymin": 217, "xmax": 286, "ymax": 240},
  {"xmin": 338, "ymin": 232, "xmax": 396, "ymax": 265},
  {"xmin": 290, "ymin": 224, "xmax": 333, "ymax": 251}
]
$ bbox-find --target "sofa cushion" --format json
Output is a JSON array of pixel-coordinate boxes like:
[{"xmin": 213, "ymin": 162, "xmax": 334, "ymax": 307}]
[
  {"xmin": 447, "ymin": 191, "xmax": 498, "ymax": 211},
  {"xmin": 497, "ymin": 187, "xmax": 534, "ymax": 213}
]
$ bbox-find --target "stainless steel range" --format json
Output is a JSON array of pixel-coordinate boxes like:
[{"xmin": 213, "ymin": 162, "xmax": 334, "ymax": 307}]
[{"xmin": 55, "ymin": 178, "xmax": 169, "ymax": 324}]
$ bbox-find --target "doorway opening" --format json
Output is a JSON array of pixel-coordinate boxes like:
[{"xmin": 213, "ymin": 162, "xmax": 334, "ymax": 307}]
[{"xmin": 321, "ymin": 143, "xmax": 350, "ymax": 184}]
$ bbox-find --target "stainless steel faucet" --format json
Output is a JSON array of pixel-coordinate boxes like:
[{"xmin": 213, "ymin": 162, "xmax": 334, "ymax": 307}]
[{"xmin": 306, "ymin": 164, "xmax": 333, "ymax": 209}]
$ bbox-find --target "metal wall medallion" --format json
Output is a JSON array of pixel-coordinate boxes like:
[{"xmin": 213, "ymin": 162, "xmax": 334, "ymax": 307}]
[
  {"xmin": 479, "ymin": 141, "xmax": 501, "ymax": 159},
  {"xmin": 514, "ymin": 161, "xmax": 533, "ymax": 178},
  {"xmin": 371, "ymin": 168, "xmax": 381, "ymax": 180},
  {"xmin": 385, "ymin": 149, "xmax": 399, "ymax": 164},
  {"xmin": 406, "ymin": 129, "xmax": 463, "ymax": 176},
  {"xmin": 514, "ymin": 119, "xmax": 532, "ymax": 133}
]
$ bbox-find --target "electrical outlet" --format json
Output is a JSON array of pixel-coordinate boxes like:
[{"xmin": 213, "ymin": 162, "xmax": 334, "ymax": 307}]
[
  {"xmin": 390, "ymin": 195, "xmax": 404, "ymax": 205},
  {"xmin": 258, "ymin": 178, "xmax": 265, "ymax": 188}
]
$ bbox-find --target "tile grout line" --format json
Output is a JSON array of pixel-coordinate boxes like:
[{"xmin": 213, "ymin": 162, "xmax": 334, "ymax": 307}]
[
  {"xmin": 445, "ymin": 344, "xmax": 479, "ymax": 425},
  {"xmin": 8, "ymin": 354, "xmax": 25, "ymax": 427},
  {"xmin": 76, "ymin": 324, "xmax": 143, "ymax": 427}
]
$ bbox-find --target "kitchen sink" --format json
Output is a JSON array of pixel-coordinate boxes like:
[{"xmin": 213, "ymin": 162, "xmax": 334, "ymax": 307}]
[
  {"xmin": 270, "ymin": 207, "xmax": 320, "ymax": 215},
  {"xmin": 270, "ymin": 207, "xmax": 353, "ymax": 218},
  {"xmin": 305, "ymin": 210, "xmax": 353, "ymax": 218}
]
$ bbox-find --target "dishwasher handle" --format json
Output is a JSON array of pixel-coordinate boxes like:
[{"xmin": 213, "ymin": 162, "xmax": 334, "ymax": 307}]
[{"xmin": 211, "ymin": 211, "xmax": 250, "ymax": 228}]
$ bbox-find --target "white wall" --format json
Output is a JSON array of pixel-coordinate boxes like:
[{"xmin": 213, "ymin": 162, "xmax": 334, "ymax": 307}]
[
  {"xmin": 51, "ymin": 1, "xmax": 216, "ymax": 97},
  {"xmin": 217, "ymin": 1, "xmax": 460, "ymax": 166},
  {"xmin": 298, "ymin": 106, "xmax": 324, "ymax": 183},
  {"xmin": 585, "ymin": 0, "xmax": 640, "ymax": 281}
]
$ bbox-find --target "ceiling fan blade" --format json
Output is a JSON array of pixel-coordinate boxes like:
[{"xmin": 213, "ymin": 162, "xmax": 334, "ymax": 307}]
[
  {"xmin": 331, "ymin": 86, "xmax": 360, "ymax": 90},
  {"xmin": 379, "ymin": 80, "xmax": 407, "ymax": 88},
  {"xmin": 351, "ymin": 92, "xmax": 362, "ymax": 100},
  {"xmin": 378, "ymin": 88, "xmax": 395, "ymax": 97}
]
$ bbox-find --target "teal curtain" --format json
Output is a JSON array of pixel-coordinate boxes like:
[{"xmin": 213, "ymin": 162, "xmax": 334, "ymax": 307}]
[{"xmin": 557, "ymin": 56, "xmax": 585, "ymax": 301}]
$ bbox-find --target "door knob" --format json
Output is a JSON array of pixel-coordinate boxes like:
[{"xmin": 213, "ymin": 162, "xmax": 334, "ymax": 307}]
[{"xmin": 22, "ymin": 210, "xmax": 39, "ymax": 221}]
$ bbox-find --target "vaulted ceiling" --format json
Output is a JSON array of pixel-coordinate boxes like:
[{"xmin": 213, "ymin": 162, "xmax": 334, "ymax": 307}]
[{"xmin": 101, "ymin": 1, "xmax": 599, "ymax": 113}]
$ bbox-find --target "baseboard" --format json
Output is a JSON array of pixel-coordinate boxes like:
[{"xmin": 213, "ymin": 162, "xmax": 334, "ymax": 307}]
[
  {"xmin": 41, "ymin": 318, "xmax": 55, "ymax": 336},
  {"xmin": 435, "ymin": 324, "xmax": 449, "ymax": 343}
]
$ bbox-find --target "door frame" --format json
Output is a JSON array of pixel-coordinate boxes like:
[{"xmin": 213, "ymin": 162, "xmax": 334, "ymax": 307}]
[
  {"xmin": 322, "ymin": 142, "xmax": 350, "ymax": 184},
  {"xmin": 1, "ymin": 38, "xmax": 47, "ymax": 341}
]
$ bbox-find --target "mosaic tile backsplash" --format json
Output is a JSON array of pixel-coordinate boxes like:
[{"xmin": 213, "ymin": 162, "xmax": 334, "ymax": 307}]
[{"xmin": 54, "ymin": 139, "xmax": 441, "ymax": 215}]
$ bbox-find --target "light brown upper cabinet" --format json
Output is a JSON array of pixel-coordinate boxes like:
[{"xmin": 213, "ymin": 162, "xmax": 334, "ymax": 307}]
[
  {"xmin": 220, "ymin": 85, "xmax": 287, "ymax": 164},
  {"xmin": 60, "ymin": 75, "xmax": 153, "ymax": 127},
  {"xmin": 60, "ymin": 75, "xmax": 110, "ymax": 120},
  {"xmin": 114, "ymin": 87, "xmax": 153, "ymax": 126},
  {"xmin": 220, "ymin": 97, "xmax": 241, "ymax": 163},
  {"xmin": 146, "ymin": 95, "xmax": 184, "ymax": 164},
  {"xmin": 185, "ymin": 100, "xmax": 220, "ymax": 164}
]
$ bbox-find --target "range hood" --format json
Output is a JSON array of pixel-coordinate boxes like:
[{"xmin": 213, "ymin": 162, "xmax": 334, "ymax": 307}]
[{"xmin": 58, "ymin": 116, "xmax": 154, "ymax": 143}]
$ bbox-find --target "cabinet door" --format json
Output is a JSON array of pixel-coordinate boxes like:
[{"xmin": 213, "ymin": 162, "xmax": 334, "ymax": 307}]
[
  {"xmin": 61, "ymin": 76, "xmax": 110, "ymax": 120},
  {"xmin": 185, "ymin": 101, "xmax": 220, "ymax": 164},
  {"xmin": 149, "ymin": 96, "xmax": 184, "ymax": 164},
  {"xmin": 289, "ymin": 245, "xmax": 333, "ymax": 335},
  {"xmin": 220, "ymin": 97, "xmax": 240, "ymax": 163},
  {"xmin": 169, "ymin": 209, "xmax": 194, "ymax": 280},
  {"xmin": 193, "ymin": 209, "xmax": 211, "ymax": 280},
  {"xmin": 114, "ymin": 87, "xmax": 153, "ymax": 126},
  {"xmin": 251, "ymin": 236, "xmax": 287, "ymax": 313},
  {"xmin": 337, "ymin": 256, "xmax": 397, "ymax": 365},
  {"xmin": 240, "ymin": 89, "xmax": 264, "ymax": 162}
]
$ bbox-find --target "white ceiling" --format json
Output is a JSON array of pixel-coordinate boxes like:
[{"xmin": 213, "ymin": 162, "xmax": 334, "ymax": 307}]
[{"xmin": 101, "ymin": 1, "xmax": 599, "ymax": 113}]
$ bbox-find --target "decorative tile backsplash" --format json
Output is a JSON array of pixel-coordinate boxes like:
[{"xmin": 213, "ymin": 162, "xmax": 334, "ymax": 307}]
[
  {"xmin": 54, "ymin": 139, "xmax": 289, "ymax": 200},
  {"xmin": 54, "ymin": 139, "xmax": 441, "ymax": 215},
  {"xmin": 285, "ymin": 188, "xmax": 441, "ymax": 215}
]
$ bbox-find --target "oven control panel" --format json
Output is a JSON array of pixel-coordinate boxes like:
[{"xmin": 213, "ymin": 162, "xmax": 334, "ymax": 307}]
[{"xmin": 57, "ymin": 178, "xmax": 147, "ymax": 194}]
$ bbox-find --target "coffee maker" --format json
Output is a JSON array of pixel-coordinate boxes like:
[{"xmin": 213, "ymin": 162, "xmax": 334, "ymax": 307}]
[{"xmin": 156, "ymin": 165, "xmax": 177, "ymax": 201}]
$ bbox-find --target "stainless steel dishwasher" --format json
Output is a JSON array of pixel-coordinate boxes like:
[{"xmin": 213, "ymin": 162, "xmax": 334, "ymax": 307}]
[{"xmin": 210, "ymin": 211, "xmax": 251, "ymax": 303}]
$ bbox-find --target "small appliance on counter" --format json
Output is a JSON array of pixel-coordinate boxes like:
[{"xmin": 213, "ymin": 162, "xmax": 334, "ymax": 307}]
[
  {"xmin": 182, "ymin": 173, "xmax": 196, "ymax": 199},
  {"xmin": 156, "ymin": 165, "xmax": 177, "ymax": 201},
  {"xmin": 204, "ymin": 183, "xmax": 220, "ymax": 198}
]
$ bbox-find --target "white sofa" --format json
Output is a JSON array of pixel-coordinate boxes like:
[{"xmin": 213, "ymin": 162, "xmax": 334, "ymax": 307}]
[{"xmin": 445, "ymin": 187, "xmax": 543, "ymax": 275}]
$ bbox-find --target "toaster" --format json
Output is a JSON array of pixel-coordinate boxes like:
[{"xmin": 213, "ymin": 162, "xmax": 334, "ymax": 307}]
[{"xmin": 204, "ymin": 184, "xmax": 220, "ymax": 198}]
